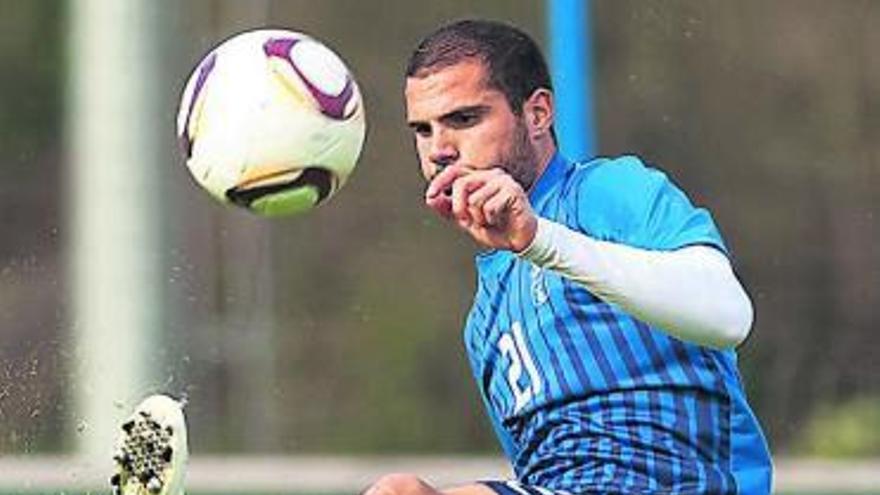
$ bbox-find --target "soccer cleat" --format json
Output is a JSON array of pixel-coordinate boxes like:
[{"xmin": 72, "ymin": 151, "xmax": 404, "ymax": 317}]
[{"xmin": 111, "ymin": 394, "xmax": 189, "ymax": 495}]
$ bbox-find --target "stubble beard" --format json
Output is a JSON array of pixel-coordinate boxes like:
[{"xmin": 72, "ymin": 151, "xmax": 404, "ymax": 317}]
[{"xmin": 497, "ymin": 119, "xmax": 540, "ymax": 191}]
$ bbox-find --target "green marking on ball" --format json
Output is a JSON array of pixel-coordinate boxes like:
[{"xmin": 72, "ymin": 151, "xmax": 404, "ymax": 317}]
[{"xmin": 250, "ymin": 186, "xmax": 320, "ymax": 217}]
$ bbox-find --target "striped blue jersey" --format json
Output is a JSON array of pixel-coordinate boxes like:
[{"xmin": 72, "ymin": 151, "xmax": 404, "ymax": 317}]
[{"xmin": 463, "ymin": 154, "xmax": 772, "ymax": 494}]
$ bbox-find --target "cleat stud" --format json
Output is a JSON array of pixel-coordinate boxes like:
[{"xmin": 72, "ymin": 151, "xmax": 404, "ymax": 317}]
[
  {"xmin": 110, "ymin": 473, "xmax": 121, "ymax": 486},
  {"xmin": 139, "ymin": 470, "xmax": 153, "ymax": 484},
  {"xmin": 146, "ymin": 476, "xmax": 163, "ymax": 494},
  {"xmin": 121, "ymin": 420, "xmax": 135, "ymax": 433},
  {"xmin": 161, "ymin": 446, "xmax": 173, "ymax": 462}
]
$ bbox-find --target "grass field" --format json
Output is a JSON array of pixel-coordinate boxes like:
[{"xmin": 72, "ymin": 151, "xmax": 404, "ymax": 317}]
[{"xmin": 1, "ymin": 456, "xmax": 877, "ymax": 495}]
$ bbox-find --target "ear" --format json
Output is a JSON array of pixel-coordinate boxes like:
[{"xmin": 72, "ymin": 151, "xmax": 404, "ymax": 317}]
[{"xmin": 522, "ymin": 88, "xmax": 554, "ymax": 138}]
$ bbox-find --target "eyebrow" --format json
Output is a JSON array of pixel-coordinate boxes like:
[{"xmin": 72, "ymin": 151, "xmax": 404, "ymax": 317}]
[{"xmin": 407, "ymin": 104, "xmax": 491, "ymax": 129}]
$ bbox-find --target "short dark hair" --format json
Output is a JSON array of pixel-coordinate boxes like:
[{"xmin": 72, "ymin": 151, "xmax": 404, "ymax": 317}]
[{"xmin": 405, "ymin": 19, "xmax": 552, "ymax": 115}]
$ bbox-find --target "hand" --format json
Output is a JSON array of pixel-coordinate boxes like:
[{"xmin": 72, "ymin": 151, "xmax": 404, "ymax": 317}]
[{"xmin": 425, "ymin": 165, "xmax": 537, "ymax": 252}]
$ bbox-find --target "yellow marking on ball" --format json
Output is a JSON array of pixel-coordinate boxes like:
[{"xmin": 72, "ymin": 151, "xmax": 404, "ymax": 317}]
[
  {"xmin": 268, "ymin": 58, "xmax": 311, "ymax": 108},
  {"xmin": 237, "ymin": 164, "xmax": 304, "ymax": 188},
  {"xmin": 187, "ymin": 88, "xmax": 210, "ymax": 143}
]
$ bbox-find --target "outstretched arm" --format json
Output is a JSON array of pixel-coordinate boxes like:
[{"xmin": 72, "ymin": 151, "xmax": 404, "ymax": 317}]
[
  {"xmin": 519, "ymin": 217, "xmax": 753, "ymax": 349},
  {"xmin": 426, "ymin": 165, "xmax": 753, "ymax": 349}
]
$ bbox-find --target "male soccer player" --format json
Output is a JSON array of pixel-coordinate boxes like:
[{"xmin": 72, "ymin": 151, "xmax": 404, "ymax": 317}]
[{"xmin": 365, "ymin": 19, "xmax": 772, "ymax": 495}]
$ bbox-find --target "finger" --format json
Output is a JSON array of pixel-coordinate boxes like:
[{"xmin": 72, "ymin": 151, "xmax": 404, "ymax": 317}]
[
  {"xmin": 425, "ymin": 193, "xmax": 453, "ymax": 219},
  {"xmin": 468, "ymin": 197, "xmax": 486, "ymax": 228},
  {"xmin": 466, "ymin": 178, "xmax": 503, "ymax": 210},
  {"xmin": 426, "ymin": 165, "xmax": 471, "ymax": 199},
  {"xmin": 451, "ymin": 175, "xmax": 485, "ymax": 224},
  {"xmin": 482, "ymin": 187, "xmax": 517, "ymax": 227},
  {"xmin": 474, "ymin": 175, "xmax": 516, "ymax": 226},
  {"xmin": 464, "ymin": 179, "xmax": 502, "ymax": 227}
]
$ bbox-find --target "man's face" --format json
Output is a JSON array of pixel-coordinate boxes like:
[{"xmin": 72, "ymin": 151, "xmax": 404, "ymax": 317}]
[{"xmin": 405, "ymin": 60, "xmax": 539, "ymax": 189}]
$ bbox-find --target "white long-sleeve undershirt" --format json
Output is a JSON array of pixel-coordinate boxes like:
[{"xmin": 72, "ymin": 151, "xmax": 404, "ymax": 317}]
[{"xmin": 517, "ymin": 217, "xmax": 754, "ymax": 349}]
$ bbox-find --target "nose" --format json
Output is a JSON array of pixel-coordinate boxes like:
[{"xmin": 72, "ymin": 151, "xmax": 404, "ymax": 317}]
[{"xmin": 428, "ymin": 132, "xmax": 459, "ymax": 173}]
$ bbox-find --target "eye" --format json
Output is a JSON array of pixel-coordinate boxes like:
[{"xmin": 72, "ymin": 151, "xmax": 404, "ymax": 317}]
[
  {"xmin": 447, "ymin": 111, "xmax": 480, "ymax": 128},
  {"xmin": 411, "ymin": 123, "xmax": 432, "ymax": 138}
]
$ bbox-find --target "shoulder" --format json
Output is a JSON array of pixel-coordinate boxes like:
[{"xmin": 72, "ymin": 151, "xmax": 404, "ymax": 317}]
[
  {"xmin": 566, "ymin": 154, "xmax": 668, "ymax": 198},
  {"xmin": 561, "ymin": 155, "xmax": 669, "ymax": 240},
  {"xmin": 560, "ymin": 154, "xmax": 727, "ymax": 252}
]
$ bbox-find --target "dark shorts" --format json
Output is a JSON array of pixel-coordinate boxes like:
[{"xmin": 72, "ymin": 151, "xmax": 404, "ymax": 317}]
[{"xmin": 481, "ymin": 480, "xmax": 574, "ymax": 495}]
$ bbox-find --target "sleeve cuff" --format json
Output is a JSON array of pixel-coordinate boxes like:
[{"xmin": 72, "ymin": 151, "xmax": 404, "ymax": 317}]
[{"xmin": 515, "ymin": 217, "xmax": 557, "ymax": 266}]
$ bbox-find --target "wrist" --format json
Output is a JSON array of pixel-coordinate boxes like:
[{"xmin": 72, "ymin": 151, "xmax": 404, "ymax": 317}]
[{"xmin": 513, "ymin": 215, "xmax": 543, "ymax": 256}]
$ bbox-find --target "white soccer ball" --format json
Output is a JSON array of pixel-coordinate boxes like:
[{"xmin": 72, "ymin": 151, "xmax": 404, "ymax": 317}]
[{"xmin": 176, "ymin": 29, "xmax": 366, "ymax": 216}]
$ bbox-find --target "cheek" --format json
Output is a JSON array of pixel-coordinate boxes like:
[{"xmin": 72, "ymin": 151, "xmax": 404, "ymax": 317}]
[
  {"xmin": 415, "ymin": 141, "xmax": 432, "ymax": 179},
  {"xmin": 461, "ymin": 116, "xmax": 516, "ymax": 168},
  {"xmin": 419, "ymin": 163, "xmax": 432, "ymax": 182},
  {"xmin": 461, "ymin": 125, "xmax": 513, "ymax": 166}
]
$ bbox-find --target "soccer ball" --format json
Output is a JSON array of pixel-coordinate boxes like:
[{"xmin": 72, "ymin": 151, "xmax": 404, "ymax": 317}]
[{"xmin": 176, "ymin": 29, "xmax": 366, "ymax": 216}]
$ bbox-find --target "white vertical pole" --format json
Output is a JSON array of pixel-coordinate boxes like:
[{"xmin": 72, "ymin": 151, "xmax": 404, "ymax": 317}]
[{"xmin": 67, "ymin": 0, "xmax": 161, "ymax": 461}]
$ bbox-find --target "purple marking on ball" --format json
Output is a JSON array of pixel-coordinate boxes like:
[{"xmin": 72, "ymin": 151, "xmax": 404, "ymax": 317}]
[
  {"xmin": 263, "ymin": 37, "xmax": 356, "ymax": 120},
  {"xmin": 180, "ymin": 52, "xmax": 218, "ymax": 159}
]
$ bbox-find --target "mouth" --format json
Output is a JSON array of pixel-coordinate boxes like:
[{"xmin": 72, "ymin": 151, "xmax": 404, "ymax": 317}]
[{"xmin": 226, "ymin": 167, "xmax": 335, "ymax": 207}]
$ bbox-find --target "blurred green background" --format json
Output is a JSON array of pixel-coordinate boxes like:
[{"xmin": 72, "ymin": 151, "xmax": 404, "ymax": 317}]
[{"xmin": 0, "ymin": 0, "xmax": 878, "ymax": 466}]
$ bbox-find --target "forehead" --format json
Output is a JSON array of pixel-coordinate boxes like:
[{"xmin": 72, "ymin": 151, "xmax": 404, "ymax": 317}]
[{"xmin": 404, "ymin": 60, "xmax": 504, "ymax": 120}]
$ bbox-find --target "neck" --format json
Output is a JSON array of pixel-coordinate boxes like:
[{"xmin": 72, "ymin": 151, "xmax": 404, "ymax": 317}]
[{"xmin": 527, "ymin": 139, "xmax": 558, "ymax": 192}]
